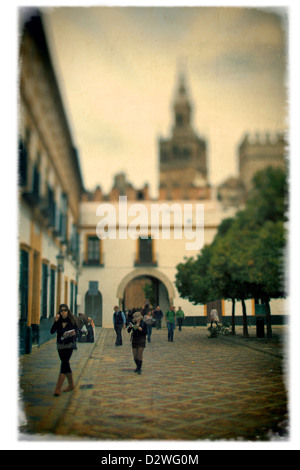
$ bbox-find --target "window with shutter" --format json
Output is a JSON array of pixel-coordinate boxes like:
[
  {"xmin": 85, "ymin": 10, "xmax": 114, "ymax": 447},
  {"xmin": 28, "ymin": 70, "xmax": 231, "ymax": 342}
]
[
  {"xmin": 85, "ymin": 236, "xmax": 102, "ymax": 265},
  {"xmin": 136, "ymin": 237, "xmax": 157, "ymax": 266},
  {"xmin": 49, "ymin": 267, "xmax": 56, "ymax": 317},
  {"xmin": 41, "ymin": 263, "xmax": 48, "ymax": 319},
  {"xmin": 19, "ymin": 249, "xmax": 29, "ymax": 321}
]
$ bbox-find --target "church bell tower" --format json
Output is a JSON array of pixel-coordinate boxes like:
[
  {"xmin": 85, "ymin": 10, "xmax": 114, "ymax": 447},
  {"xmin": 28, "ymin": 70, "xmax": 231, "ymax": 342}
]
[{"xmin": 159, "ymin": 74, "xmax": 210, "ymax": 200}]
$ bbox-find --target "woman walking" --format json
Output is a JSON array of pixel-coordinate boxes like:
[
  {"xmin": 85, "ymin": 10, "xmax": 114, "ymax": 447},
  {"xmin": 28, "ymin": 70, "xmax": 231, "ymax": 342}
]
[
  {"xmin": 127, "ymin": 311, "xmax": 147, "ymax": 375},
  {"xmin": 144, "ymin": 309, "xmax": 155, "ymax": 343},
  {"xmin": 50, "ymin": 304, "xmax": 78, "ymax": 396}
]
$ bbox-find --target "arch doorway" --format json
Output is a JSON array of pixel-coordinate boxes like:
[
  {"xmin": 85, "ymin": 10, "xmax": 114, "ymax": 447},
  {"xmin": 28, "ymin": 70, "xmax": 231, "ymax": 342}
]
[
  {"xmin": 117, "ymin": 268, "xmax": 175, "ymax": 313},
  {"xmin": 124, "ymin": 275, "xmax": 169, "ymax": 312},
  {"xmin": 84, "ymin": 290, "xmax": 103, "ymax": 326}
]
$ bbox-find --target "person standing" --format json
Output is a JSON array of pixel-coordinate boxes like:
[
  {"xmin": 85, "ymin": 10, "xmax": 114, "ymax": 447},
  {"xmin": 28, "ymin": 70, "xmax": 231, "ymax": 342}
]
[
  {"xmin": 127, "ymin": 309, "xmax": 134, "ymax": 326},
  {"xmin": 50, "ymin": 304, "xmax": 78, "ymax": 397},
  {"xmin": 165, "ymin": 306, "xmax": 176, "ymax": 342},
  {"xmin": 76, "ymin": 313, "xmax": 94, "ymax": 342},
  {"xmin": 113, "ymin": 305, "xmax": 126, "ymax": 346},
  {"xmin": 154, "ymin": 306, "xmax": 163, "ymax": 330},
  {"xmin": 127, "ymin": 311, "xmax": 147, "ymax": 374},
  {"xmin": 210, "ymin": 308, "xmax": 220, "ymax": 328},
  {"xmin": 144, "ymin": 309, "xmax": 154, "ymax": 343},
  {"xmin": 176, "ymin": 307, "xmax": 185, "ymax": 331}
]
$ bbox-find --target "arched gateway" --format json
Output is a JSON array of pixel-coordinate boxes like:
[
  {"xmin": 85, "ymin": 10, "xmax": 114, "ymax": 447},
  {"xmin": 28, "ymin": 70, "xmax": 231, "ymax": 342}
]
[{"xmin": 116, "ymin": 268, "xmax": 176, "ymax": 310}]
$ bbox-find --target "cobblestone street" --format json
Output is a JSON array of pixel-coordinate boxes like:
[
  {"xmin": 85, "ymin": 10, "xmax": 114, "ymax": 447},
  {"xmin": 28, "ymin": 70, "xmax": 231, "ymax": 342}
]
[{"xmin": 19, "ymin": 325, "xmax": 288, "ymax": 442}]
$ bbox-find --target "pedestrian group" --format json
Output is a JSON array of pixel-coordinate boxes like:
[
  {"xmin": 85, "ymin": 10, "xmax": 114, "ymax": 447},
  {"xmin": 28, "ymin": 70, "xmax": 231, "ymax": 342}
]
[
  {"xmin": 113, "ymin": 304, "xmax": 186, "ymax": 375},
  {"xmin": 50, "ymin": 301, "xmax": 220, "ymax": 396}
]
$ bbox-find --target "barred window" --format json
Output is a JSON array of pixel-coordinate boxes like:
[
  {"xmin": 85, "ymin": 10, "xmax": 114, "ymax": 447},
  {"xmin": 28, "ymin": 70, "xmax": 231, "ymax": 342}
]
[
  {"xmin": 86, "ymin": 236, "xmax": 101, "ymax": 265},
  {"xmin": 139, "ymin": 237, "xmax": 153, "ymax": 264},
  {"xmin": 135, "ymin": 237, "xmax": 156, "ymax": 267}
]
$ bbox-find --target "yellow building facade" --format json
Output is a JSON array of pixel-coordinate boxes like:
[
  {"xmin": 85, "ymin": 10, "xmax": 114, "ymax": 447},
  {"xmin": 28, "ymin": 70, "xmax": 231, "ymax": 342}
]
[{"xmin": 18, "ymin": 11, "xmax": 84, "ymax": 353}]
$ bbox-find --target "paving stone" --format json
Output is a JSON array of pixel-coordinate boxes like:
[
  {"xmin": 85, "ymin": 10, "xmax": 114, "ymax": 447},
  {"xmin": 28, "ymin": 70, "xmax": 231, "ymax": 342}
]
[{"xmin": 19, "ymin": 326, "xmax": 288, "ymax": 441}]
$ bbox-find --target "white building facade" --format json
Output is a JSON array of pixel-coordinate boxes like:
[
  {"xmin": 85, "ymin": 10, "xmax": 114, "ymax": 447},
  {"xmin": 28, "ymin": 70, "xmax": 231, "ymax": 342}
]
[
  {"xmin": 77, "ymin": 197, "xmax": 286, "ymax": 328},
  {"xmin": 18, "ymin": 11, "xmax": 287, "ymax": 354}
]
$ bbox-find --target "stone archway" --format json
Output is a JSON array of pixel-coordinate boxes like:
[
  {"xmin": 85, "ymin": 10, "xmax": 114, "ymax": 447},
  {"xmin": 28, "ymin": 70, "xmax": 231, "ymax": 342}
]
[{"xmin": 116, "ymin": 268, "xmax": 175, "ymax": 309}]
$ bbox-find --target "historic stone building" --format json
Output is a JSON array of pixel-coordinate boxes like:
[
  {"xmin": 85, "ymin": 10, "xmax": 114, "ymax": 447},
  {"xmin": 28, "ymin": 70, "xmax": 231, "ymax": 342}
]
[
  {"xmin": 77, "ymin": 76, "xmax": 286, "ymax": 328},
  {"xmin": 78, "ymin": 196, "xmax": 239, "ymax": 327},
  {"xmin": 239, "ymin": 131, "xmax": 287, "ymax": 192},
  {"xmin": 217, "ymin": 176, "xmax": 246, "ymax": 209},
  {"xmin": 217, "ymin": 131, "xmax": 287, "ymax": 208},
  {"xmin": 18, "ymin": 11, "xmax": 84, "ymax": 353},
  {"xmin": 18, "ymin": 10, "xmax": 287, "ymax": 353},
  {"xmin": 77, "ymin": 75, "xmax": 238, "ymax": 327},
  {"xmin": 82, "ymin": 173, "xmax": 150, "ymax": 202},
  {"xmin": 159, "ymin": 75, "xmax": 210, "ymax": 201}
]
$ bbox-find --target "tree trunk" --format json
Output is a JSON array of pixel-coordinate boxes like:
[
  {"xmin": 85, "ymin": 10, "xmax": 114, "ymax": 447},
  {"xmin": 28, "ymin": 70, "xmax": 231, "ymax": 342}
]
[
  {"xmin": 241, "ymin": 299, "xmax": 249, "ymax": 338},
  {"xmin": 264, "ymin": 299, "xmax": 272, "ymax": 339},
  {"xmin": 231, "ymin": 298, "xmax": 236, "ymax": 335}
]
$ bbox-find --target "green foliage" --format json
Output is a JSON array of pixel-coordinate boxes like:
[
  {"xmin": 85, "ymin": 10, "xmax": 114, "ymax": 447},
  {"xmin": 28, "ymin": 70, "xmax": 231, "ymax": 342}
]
[
  {"xmin": 248, "ymin": 166, "xmax": 288, "ymax": 224},
  {"xmin": 143, "ymin": 282, "xmax": 156, "ymax": 307},
  {"xmin": 207, "ymin": 323, "xmax": 231, "ymax": 338},
  {"xmin": 175, "ymin": 166, "xmax": 288, "ymax": 306},
  {"xmin": 175, "ymin": 245, "xmax": 217, "ymax": 304}
]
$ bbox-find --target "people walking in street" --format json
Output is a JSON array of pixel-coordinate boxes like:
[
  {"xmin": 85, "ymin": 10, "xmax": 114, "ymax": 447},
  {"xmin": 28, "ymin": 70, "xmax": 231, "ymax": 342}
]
[
  {"xmin": 144, "ymin": 309, "xmax": 155, "ymax": 343},
  {"xmin": 127, "ymin": 311, "xmax": 147, "ymax": 374},
  {"xmin": 113, "ymin": 305, "xmax": 126, "ymax": 346},
  {"xmin": 210, "ymin": 308, "xmax": 220, "ymax": 328},
  {"xmin": 76, "ymin": 313, "xmax": 95, "ymax": 342},
  {"xmin": 176, "ymin": 307, "xmax": 185, "ymax": 331},
  {"xmin": 143, "ymin": 302, "xmax": 151, "ymax": 315},
  {"xmin": 154, "ymin": 306, "xmax": 163, "ymax": 330},
  {"xmin": 165, "ymin": 306, "xmax": 176, "ymax": 342},
  {"xmin": 127, "ymin": 309, "xmax": 134, "ymax": 326},
  {"xmin": 50, "ymin": 304, "xmax": 78, "ymax": 397}
]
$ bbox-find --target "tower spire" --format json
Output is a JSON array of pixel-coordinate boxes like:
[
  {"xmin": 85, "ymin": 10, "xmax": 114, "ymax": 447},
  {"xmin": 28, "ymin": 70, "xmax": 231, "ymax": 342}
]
[
  {"xmin": 173, "ymin": 71, "xmax": 192, "ymax": 129},
  {"xmin": 159, "ymin": 70, "xmax": 209, "ymax": 200}
]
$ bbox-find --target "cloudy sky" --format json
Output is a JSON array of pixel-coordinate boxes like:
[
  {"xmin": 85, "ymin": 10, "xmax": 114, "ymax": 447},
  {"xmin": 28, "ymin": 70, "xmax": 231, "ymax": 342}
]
[{"xmin": 33, "ymin": 3, "xmax": 289, "ymax": 197}]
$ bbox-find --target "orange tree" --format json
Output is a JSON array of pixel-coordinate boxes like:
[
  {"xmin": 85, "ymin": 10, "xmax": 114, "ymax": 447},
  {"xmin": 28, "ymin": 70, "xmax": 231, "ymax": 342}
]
[
  {"xmin": 209, "ymin": 167, "xmax": 287, "ymax": 338},
  {"xmin": 175, "ymin": 218, "xmax": 241, "ymax": 333},
  {"xmin": 175, "ymin": 166, "xmax": 287, "ymax": 338},
  {"xmin": 208, "ymin": 212, "xmax": 286, "ymax": 338}
]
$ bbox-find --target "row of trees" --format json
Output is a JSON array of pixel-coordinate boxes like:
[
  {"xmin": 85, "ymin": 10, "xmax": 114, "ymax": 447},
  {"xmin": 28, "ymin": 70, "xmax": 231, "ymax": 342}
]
[{"xmin": 175, "ymin": 167, "xmax": 288, "ymax": 338}]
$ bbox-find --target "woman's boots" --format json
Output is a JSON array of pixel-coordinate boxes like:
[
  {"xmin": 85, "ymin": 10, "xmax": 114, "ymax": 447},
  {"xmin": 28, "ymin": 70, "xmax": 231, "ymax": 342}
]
[
  {"xmin": 54, "ymin": 373, "xmax": 75, "ymax": 396},
  {"xmin": 63, "ymin": 373, "xmax": 75, "ymax": 392},
  {"xmin": 54, "ymin": 373, "xmax": 65, "ymax": 396},
  {"xmin": 134, "ymin": 360, "xmax": 142, "ymax": 375}
]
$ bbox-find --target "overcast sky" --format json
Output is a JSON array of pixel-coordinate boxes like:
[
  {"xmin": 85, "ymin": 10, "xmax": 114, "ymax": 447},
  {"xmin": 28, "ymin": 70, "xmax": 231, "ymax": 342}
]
[{"xmin": 33, "ymin": 4, "xmax": 289, "ymax": 197}]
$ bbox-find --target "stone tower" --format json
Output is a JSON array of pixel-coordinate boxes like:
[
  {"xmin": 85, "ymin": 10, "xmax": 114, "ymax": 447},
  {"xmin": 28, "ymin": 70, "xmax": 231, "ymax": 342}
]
[
  {"xmin": 159, "ymin": 74, "xmax": 210, "ymax": 200},
  {"xmin": 239, "ymin": 132, "xmax": 287, "ymax": 192}
]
